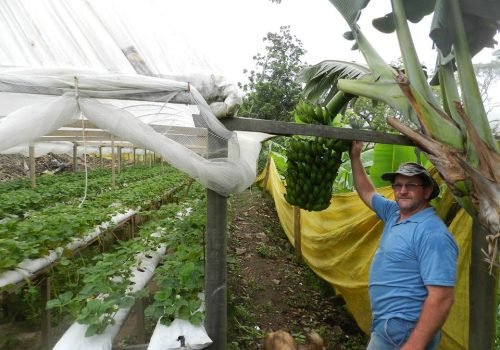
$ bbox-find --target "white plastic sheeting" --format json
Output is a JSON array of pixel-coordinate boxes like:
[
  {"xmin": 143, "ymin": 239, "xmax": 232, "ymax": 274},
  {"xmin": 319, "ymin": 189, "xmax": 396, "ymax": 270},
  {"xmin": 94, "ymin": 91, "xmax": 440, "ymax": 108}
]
[
  {"xmin": 0, "ymin": 0, "xmax": 219, "ymax": 76},
  {"xmin": 0, "ymin": 91, "xmax": 198, "ymax": 156},
  {"xmin": 0, "ymin": 69, "xmax": 271, "ymax": 195},
  {"xmin": 0, "ymin": 0, "xmax": 242, "ymax": 116}
]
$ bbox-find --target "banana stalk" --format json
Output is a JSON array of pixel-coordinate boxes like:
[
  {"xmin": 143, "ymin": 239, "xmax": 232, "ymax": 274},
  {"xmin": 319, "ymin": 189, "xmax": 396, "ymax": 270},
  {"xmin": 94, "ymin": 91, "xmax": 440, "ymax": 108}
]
[
  {"xmin": 447, "ymin": 0, "xmax": 498, "ymax": 149},
  {"xmin": 391, "ymin": 0, "xmax": 440, "ymax": 107},
  {"xmin": 337, "ymin": 78, "xmax": 413, "ymax": 120},
  {"xmin": 395, "ymin": 75, "xmax": 464, "ymax": 149},
  {"xmin": 325, "ymin": 90, "xmax": 353, "ymax": 122}
]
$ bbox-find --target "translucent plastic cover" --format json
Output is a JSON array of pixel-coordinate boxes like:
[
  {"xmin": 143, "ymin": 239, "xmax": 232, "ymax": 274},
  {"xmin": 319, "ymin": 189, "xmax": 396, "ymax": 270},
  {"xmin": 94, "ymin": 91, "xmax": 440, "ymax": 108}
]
[{"xmin": 0, "ymin": 69, "xmax": 271, "ymax": 195}]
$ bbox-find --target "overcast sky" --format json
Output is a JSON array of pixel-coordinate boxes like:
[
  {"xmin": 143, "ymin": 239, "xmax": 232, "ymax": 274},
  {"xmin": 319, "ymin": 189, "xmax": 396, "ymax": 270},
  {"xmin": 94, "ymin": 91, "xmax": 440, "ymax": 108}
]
[{"xmin": 157, "ymin": 0, "xmax": 498, "ymax": 85}]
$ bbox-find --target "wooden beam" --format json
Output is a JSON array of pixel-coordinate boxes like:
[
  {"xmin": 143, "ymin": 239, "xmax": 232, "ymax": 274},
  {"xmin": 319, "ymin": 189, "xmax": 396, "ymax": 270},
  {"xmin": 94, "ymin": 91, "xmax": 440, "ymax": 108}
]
[
  {"xmin": 99, "ymin": 146, "xmax": 103, "ymax": 168},
  {"xmin": 204, "ymin": 133, "xmax": 228, "ymax": 350},
  {"xmin": 75, "ymin": 141, "xmax": 136, "ymax": 148},
  {"xmin": 57, "ymin": 123, "xmax": 206, "ymax": 135},
  {"xmin": 134, "ymin": 298, "xmax": 146, "ymax": 343},
  {"xmin": 205, "ymin": 190, "xmax": 228, "ymax": 349},
  {"xmin": 64, "ymin": 120, "xmax": 98, "ymax": 129},
  {"xmin": 47, "ymin": 129, "xmax": 113, "ymax": 138},
  {"xmin": 119, "ymin": 147, "xmax": 123, "ymax": 173},
  {"xmin": 111, "ymin": 137, "xmax": 116, "ymax": 189},
  {"xmin": 469, "ymin": 220, "xmax": 497, "ymax": 350},
  {"xmin": 72, "ymin": 143, "xmax": 77, "ymax": 172},
  {"xmin": 39, "ymin": 136, "xmax": 119, "ymax": 142},
  {"xmin": 40, "ymin": 276, "xmax": 51, "ymax": 348},
  {"xmin": 294, "ymin": 206, "xmax": 301, "ymax": 258},
  {"xmin": 0, "ymin": 85, "xmax": 196, "ymax": 105},
  {"xmin": 221, "ymin": 117, "xmax": 414, "ymax": 145},
  {"xmin": 29, "ymin": 145, "xmax": 36, "ymax": 189}
]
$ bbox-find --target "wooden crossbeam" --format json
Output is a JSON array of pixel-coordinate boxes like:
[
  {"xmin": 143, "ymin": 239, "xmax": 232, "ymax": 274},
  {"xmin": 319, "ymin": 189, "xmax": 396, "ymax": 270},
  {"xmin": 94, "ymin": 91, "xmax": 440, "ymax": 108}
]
[
  {"xmin": 38, "ymin": 125, "xmax": 208, "ymax": 156},
  {"xmin": 221, "ymin": 117, "xmax": 414, "ymax": 146}
]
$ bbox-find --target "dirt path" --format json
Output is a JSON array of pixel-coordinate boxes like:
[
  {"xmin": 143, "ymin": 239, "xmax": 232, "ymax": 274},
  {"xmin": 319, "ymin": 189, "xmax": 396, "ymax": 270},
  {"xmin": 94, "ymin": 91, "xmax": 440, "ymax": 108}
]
[{"xmin": 227, "ymin": 186, "xmax": 368, "ymax": 349}]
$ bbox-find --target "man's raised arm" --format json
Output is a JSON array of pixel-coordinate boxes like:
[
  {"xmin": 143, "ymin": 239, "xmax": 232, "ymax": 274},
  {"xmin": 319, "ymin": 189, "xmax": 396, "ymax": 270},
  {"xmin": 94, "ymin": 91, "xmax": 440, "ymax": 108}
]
[{"xmin": 349, "ymin": 141, "xmax": 376, "ymax": 210}]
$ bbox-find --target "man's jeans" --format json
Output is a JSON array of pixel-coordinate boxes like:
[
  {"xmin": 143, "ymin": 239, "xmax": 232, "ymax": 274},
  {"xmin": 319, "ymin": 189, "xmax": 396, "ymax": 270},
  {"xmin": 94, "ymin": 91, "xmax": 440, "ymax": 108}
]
[{"xmin": 366, "ymin": 318, "xmax": 441, "ymax": 350}]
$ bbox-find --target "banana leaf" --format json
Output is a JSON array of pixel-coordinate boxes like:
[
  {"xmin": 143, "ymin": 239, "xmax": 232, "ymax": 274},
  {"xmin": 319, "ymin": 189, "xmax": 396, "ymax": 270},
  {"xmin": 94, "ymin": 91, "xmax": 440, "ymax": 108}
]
[
  {"xmin": 300, "ymin": 60, "xmax": 370, "ymax": 103},
  {"xmin": 369, "ymin": 143, "xmax": 430, "ymax": 188},
  {"xmin": 290, "ymin": 0, "xmax": 500, "ymax": 272}
]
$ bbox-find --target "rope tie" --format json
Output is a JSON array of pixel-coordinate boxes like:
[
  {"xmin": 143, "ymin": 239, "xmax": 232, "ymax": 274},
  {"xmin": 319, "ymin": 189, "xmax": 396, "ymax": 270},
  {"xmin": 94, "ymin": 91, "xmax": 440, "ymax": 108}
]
[{"xmin": 74, "ymin": 76, "xmax": 89, "ymax": 207}]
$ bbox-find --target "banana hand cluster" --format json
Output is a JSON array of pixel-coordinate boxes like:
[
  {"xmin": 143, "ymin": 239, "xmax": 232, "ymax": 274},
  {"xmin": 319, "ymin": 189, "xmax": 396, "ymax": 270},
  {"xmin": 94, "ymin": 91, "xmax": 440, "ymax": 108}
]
[
  {"xmin": 293, "ymin": 100, "xmax": 332, "ymax": 125},
  {"xmin": 284, "ymin": 136, "xmax": 350, "ymax": 211}
]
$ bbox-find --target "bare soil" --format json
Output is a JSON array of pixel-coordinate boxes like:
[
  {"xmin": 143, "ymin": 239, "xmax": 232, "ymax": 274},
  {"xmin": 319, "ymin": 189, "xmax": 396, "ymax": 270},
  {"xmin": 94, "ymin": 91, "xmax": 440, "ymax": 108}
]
[{"xmin": 227, "ymin": 186, "xmax": 368, "ymax": 349}]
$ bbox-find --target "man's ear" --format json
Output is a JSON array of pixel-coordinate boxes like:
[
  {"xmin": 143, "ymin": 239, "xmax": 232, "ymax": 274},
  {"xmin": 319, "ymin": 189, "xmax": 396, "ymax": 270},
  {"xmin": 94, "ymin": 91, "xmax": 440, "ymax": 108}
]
[{"xmin": 424, "ymin": 185, "xmax": 434, "ymax": 201}]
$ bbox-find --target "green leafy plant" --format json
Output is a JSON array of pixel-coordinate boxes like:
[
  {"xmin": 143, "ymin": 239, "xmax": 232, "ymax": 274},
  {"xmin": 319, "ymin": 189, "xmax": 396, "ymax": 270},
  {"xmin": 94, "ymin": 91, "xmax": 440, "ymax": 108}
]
[
  {"xmin": 145, "ymin": 194, "xmax": 206, "ymax": 327},
  {"xmin": 256, "ymin": 242, "xmax": 278, "ymax": 259},
  {"xmin": 0, "ymin": 166, "xmax": 187, "ymax": 274}
]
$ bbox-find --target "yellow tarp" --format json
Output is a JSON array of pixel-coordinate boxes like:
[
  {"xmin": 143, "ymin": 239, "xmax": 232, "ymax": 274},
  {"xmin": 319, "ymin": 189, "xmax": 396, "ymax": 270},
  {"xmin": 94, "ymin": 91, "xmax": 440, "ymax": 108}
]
[{"xmin": 257, "ymin": 157, "xmax": 470, "ymax": 350}]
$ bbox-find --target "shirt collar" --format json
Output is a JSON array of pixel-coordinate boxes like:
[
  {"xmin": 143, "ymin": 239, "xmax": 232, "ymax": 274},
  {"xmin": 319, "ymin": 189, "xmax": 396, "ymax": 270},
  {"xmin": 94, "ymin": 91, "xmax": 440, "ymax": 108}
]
[{"xmin": 396, "ymin": 206, "xmax": 435, "ymax": 224}]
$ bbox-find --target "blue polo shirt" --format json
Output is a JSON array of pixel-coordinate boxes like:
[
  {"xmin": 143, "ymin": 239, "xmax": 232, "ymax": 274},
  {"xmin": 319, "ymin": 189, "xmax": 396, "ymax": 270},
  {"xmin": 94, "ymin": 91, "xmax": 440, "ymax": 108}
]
[{"xmin": 369, "ymin": 194, "xmax": 458, "ymax": 323}]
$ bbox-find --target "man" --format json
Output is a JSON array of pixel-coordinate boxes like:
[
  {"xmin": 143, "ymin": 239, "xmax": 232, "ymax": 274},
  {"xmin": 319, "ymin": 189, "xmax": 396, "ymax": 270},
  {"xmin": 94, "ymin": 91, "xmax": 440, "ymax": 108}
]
[{"xmin": 349, "ymin": 141, "xmax": 458, "ymax": 350}]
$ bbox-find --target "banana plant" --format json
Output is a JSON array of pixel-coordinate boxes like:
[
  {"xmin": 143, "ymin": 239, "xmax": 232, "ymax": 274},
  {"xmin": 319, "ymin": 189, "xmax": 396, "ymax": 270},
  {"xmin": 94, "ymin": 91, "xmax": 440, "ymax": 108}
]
[{"xmin": 286, "ymin": 0, "xmax": 500, "ymax": 269}]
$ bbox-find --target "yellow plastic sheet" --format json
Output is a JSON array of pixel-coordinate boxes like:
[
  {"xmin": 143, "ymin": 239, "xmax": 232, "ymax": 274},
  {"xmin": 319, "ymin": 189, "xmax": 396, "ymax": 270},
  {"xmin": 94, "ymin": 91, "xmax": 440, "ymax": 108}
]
[{"xmin": 257, "ymin": 157, "xmax": 470, "ymax": 350}]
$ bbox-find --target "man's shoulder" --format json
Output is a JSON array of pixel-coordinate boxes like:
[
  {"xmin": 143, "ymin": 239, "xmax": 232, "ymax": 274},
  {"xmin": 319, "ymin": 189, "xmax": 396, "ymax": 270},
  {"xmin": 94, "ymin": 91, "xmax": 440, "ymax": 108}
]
[
  {"xmin": 372, "ymin": 192, "xmax": 396, "ymax": 208},
  {"xmin": 372, "ymin": 193, "xmax": 399, "ymax": 219},
  {"xmin": 416, "ymin": 208, "xmax": 447, "ymax": 228},
  {"xmin": 414, "ymin": 211, "xmax": 458, "ymax": 250}
]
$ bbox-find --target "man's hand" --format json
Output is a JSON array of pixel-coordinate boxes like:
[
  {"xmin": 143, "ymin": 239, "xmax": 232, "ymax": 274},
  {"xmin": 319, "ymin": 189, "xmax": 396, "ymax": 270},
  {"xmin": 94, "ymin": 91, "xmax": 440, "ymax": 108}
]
[
  {"xmin": 400, "ymin": 286, "xmax": 454, "ymax": 350},
  {"xmin": 348, "ymin": 140, "xmax": 375, "ymax": 209},
  {"xmin": 349, "ymin": 140, "xmax": 364, "ymax": 159}
]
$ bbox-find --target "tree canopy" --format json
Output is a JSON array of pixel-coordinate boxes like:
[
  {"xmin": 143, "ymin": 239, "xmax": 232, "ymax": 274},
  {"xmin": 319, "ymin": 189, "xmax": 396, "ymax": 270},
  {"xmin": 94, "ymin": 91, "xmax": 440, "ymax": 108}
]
[{"xmin": 238, "ymin": 26, "xmax": 306, "ymax": 121}]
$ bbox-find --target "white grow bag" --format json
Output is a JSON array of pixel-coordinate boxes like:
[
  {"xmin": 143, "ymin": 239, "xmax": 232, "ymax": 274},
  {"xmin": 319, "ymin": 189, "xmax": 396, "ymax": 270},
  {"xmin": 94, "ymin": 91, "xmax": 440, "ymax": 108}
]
[
  {"xmin": 147, "ymin": 292, "xmax": 211, "ymax": 350},
  {"xmin": 53, "ymin": 243, "xmax": 166, "ymax": 350}
]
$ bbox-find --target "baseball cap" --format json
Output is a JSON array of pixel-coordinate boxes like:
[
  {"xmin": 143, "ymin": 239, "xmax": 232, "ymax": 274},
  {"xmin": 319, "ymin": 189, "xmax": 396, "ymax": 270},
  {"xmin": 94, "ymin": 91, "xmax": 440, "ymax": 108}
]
[{"xmin": 381, "ymin": 162, "xmax": 440, "ymax": 199}]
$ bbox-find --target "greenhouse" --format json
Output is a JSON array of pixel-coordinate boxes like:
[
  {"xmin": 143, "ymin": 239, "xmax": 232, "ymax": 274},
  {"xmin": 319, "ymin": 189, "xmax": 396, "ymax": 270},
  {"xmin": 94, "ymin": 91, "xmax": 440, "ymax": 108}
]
[{"xmin": 0, "ymin": 1, "xmax": 499, "ymax": 350}]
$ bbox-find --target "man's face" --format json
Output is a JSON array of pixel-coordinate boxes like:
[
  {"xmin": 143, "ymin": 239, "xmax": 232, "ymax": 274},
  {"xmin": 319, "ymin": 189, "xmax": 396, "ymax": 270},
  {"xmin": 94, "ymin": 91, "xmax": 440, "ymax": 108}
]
[{"xmin": 392, "ymin": 174, "xmax": 433, "ymax": 215}]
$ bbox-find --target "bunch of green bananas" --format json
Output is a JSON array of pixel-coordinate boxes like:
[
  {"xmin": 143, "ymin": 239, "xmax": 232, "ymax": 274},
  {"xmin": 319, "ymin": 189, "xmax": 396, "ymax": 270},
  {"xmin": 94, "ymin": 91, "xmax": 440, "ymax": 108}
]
[
  {"xmin": 284, "ymin": 136, "xmax": 350, "ymax": 211},
  {"xmin": 293, "ymin": 100, "xmax": 332, "ymax": 125}
]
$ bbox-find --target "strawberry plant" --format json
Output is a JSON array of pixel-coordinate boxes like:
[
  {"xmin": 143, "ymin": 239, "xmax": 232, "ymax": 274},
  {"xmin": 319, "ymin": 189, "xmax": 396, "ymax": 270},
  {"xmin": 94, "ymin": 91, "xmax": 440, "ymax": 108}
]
[
  {"xmin": 145, "ymin": 189, "xmax": 206, "ymax": 327},
  {"xmin": 0, "ymin": 166, "xmax": 188, "ymax": 275}
]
